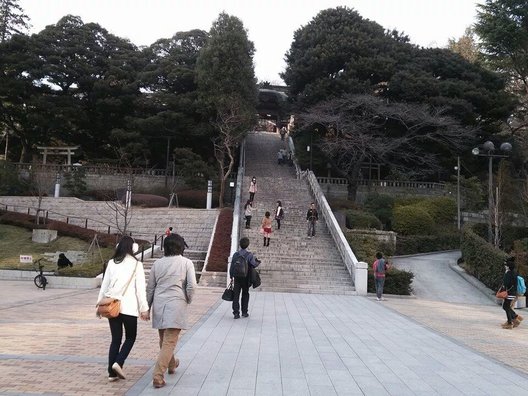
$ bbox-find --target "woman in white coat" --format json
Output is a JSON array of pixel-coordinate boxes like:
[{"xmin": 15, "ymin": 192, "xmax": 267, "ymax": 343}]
[
  {"xmin": 146, "ymin": 233, "xmax": 196, "ymax": 388},
  {"xmin": 96, "ymin": 236, "xmax": 149, "ymax": 382}
]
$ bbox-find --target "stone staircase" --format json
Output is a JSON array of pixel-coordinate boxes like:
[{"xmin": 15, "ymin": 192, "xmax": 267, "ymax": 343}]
[
  {"xmin": 241, "ymin": 132, "xmax": 356, "ymax": 294},
  {"xmin": 142, "ymin": 249, "xmax": 206, "ymax": 284}
]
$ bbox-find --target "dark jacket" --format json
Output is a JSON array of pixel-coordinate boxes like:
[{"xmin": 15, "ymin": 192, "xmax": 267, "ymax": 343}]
[
  {"xmin": 503, "ymin": 270, "xmax": 517, "ymax": 297},
  {"xmin": 306, "ymin": 208, "xmax": 318, "ymax": 222},
  {"xmin": 229, "ymin": 248, "xmax": 259, "ymax": 279}
]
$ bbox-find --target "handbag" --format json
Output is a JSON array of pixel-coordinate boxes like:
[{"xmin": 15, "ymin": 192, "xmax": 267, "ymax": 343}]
[
  {"xmin": 222, "ymin": 280, "xmax": 234, "ymax": 301},
  {"xmin": 97, "ymin": 261, "xmax": 138, "ymax": 318},
  {"xmin": 251, "ymin": 267, "xmax": 261, "ymax": 289}
]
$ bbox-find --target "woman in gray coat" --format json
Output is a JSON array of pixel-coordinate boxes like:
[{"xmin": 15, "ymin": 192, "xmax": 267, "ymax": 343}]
[{"xmin": 146, "ymin": 234, "xmax": 196, "ymax": 388}]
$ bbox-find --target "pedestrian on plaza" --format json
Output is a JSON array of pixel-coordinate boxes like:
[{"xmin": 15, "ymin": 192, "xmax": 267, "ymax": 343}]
[
  {"xmin": 146, "ymin": 234, "xmax": 197, "ymax": 388},
  {"xmin": 275, "ymin": 200, "xmax": 284, "ymax": 230},
  {"xmin": 96, "ymin": 236, "xmax": 149, "ymax": 382},
  {"xmin": 249, "ymin": 177, "xmax": 257, "ymax": 202},
  {"xmin": 165, "ymin": 227, "xmax": 173, "ymax": 236},
  {"xmin": 306, "ymin": 202, "xmax": 319, "ymax": 238},
  {"xmin": 499, "ymin": 257, "xmax": 523, "ymax": 329},
  {"xmin": 261, "ymin": 211, "xmax": 272, "ymax": 247},
  {"xmin": 165, "ymin": 227, "xmax": 189, "ymax": 250},
  {"xmin": 230, "ymin": 237, "xmax": 260, "ymax": 319},
  {"xmin": 373, "ymin": 252, "xmax": 391, "ymax": 301},
  {"xmin": 244, "ymin": 199, "xmax": 253, "ymax": 229}
]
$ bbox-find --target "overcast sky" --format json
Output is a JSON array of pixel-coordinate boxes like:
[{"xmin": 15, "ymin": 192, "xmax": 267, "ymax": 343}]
[{"xmin": 19, "ymin": 0, "xmax": 480, "ymax": 84}]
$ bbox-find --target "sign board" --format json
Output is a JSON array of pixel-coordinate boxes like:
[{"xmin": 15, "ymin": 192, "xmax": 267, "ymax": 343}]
[{"xmin": 20, "ymin": 255, "xmax": 33, "ymax": 263}]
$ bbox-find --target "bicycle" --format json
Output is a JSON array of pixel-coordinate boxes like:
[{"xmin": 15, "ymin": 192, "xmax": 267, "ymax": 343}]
[{"xmin": 34, "ymin": 258, "xmax": 48, "ymax": 290}]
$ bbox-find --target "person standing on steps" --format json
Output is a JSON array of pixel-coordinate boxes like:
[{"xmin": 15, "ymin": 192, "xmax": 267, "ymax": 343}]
[
  {"xmin": 275, "ymin": 200, "xmax": 284, "ymax": 230},
  {"xmin": 499, "ymin": 257, "xmax": 523, "ymax": 329},
  {"xmin": 261, "ymin": 211, "xmax": 272, "ymax": 247},
  {"xmin": 230, "ymin": 237, "xmax": 260, "ymax": 319},
  {"xmin": 373, "ymin": 252, "xmax": 391, "ymax": 301},
  {"xmin": 306, "ymin": 202, "xmax": 319, "ymax": 238},
  {"xmin": 249, "ymin": 177, "xmax": 257, "ymax": 202},
  {"xmin": 244, "ymin": 199, "xmax": 253, "ymax": 229}
]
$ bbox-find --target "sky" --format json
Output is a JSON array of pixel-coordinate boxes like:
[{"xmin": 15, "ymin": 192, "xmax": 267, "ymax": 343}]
[{"xmin": 19, "ymin": 0, "xmax": 481, "ymax": 84}]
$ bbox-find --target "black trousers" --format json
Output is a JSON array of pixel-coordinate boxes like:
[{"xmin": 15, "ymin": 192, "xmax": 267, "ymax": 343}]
[
  {"xmin": 232, "ymin": 275, "xmax": 250, "ymax": 315},
  {"xmin": 108, "ymin": 313, "xmax": 137, "ymax": 376},
  {"xmin": 503, "ymin": 297, "xmax": 517, "ymax": 323}
]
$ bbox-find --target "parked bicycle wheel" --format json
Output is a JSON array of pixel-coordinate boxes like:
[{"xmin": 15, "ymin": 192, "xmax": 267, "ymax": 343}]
[{"xmin": 34, "ymin": 274, "xmax": 47, "ymax": 289}]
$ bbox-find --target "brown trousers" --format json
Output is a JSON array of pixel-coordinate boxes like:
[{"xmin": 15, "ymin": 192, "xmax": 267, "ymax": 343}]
[{"xmin": 153, "ymin": 328, "xmax": 181, "ymax": 381}]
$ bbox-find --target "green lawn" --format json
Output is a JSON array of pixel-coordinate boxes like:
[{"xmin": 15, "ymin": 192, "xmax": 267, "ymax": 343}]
[{"xmin": 0, "ymin": 224, "xmax": 114, "ymax": 277}]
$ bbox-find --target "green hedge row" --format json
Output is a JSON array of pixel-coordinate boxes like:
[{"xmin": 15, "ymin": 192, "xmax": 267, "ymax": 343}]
[
  {"xmin": 367, "ymin": 268, "xmax": 414, "ymax": 295},
  {"xmin": 396, "ymin": 232, "xmax": 461, "ymax": 255},
  {"xmin": 345, "ymin": 209, "xmax": 383, "ymax": 230},
  {"xmin": 461, "ymin": 225, "xmax": 507, "ymax": 291}
]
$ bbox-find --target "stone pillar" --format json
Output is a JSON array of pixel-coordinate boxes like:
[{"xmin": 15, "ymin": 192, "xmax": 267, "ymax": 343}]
[
  {"xmin": 206, "ymin": 180, "xmax": 212, "ymax": 209},
  {"xmin": 355, "ymin": 261, "xmax": 369, "ymax": 296}
]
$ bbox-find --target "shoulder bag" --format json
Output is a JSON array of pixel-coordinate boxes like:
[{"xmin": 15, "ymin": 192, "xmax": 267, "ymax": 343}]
[
  {"xmin": 222, "ymin": 280, "xmax": 234, "ymax": 301},
  {"xmin": 97, "ymin": 261, "xmax": 138, "ymax": 318}
]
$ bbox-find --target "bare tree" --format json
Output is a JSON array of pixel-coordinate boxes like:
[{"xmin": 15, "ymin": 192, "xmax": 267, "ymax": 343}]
[
  {"xmin": 26, "ymin": 163, "xmax": 55, "ymax": 225},
  {"xmin": 212, "ymin": 102, "xmax": 250, "ymax": 208},
  {"xmin": 299, "ymin": 94, "xmax": 477, "ymax": 200}
]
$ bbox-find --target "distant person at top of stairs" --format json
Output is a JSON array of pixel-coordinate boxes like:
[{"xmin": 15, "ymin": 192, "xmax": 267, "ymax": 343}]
[
  {"xmin": 261, "ymin": 211, "xmax": 272, "ymax": 247},
  {"xmin": 244, "ymin": 200, "xmax": 253, "ymax": 229},
  {"xmin": 249, "ymin": 177, "xmax": 257, "ymax": 202},
  {"xmin": 275, "ymin": 201, "xmax": 284, "ymax": 230},
  {"xmin": 280, "ymin": 126, "xmax": 286, "ymax": 141},
  {"xmin": 306, "ymin": 202, "xmax": 319, "ymax": 238}
]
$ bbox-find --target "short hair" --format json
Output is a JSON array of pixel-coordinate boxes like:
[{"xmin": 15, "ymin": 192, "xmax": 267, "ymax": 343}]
[
  {"xmin": 169, "ymin": 227, "xmax": 173, "ymax": 231},
  {"xmin": 277, "ymin": 200, "xmax": 282, "ymax": 206},
  {"xmin": 265, "ymin": 211, "xmax": 270, "ymax": 217},
  {"xmin": 240, "ymin": 237, "xmax": 250, "ymax": 249},
  {"xmin": 376, "ymin": 252, "xmax": 383, "ymax": 259},
  {"xmin": 164, "ymin": 234, "xmax": 184, "ymax": 256}
]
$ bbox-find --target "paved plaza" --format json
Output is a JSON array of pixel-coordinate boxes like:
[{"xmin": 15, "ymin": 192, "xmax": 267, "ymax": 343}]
[{"xmin": 2, "ymin": 276, "xmax": 528, "ymax": 395}]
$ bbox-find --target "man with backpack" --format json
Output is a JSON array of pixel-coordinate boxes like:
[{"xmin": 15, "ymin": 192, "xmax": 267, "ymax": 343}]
[
  {"xmin": 229, "ymin": 237, "xmax": 260, "ymax": 319},
  {"xmin": 373, "ymin": 252, "xmax": 391, "ymax": 301}
]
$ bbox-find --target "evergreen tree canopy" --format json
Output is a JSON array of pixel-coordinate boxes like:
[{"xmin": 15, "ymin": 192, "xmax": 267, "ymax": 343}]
[{"xmin": 0, "ymin": 0, "xmax": 29, "ymax": 43}]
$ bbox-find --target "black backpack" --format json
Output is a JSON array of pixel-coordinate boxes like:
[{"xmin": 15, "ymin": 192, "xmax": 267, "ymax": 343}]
[{"xmin": 231, "ymin": 252, "xmax": 249, "ymax": 278}]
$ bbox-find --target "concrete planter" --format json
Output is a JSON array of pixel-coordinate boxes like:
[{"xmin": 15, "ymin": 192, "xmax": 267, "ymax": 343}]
[
  {"xmin": 0, "ymin": 269, "xmax": 101, "ymax": 289},
  {"xmin": 32, "ymin": 229, "xmax": 58, "ymax": 243}
]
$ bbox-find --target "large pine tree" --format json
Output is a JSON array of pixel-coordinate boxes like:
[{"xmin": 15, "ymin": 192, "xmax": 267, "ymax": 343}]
[{"xmin": 0, "ymin": 0, "xmax": 30, "ymax": 43}]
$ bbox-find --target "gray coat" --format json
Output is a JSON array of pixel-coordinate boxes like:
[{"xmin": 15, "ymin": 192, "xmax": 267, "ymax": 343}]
[{"xmin": 146, "ymin": 255, "xmax": 196, "ymax": 330}]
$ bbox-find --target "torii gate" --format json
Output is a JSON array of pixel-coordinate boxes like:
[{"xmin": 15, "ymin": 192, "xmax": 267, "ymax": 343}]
[{"xmin": 37, "ymin": 146, "xmax": 79, "ymax": 165}]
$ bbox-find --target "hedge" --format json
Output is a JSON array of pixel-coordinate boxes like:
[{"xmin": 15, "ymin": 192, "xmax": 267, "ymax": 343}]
[
  {"xmin": 392, "ymin": 205, "xmax": 435, "ymax": 235},
  {"xmin": 416, "ymin": 197, "xmax": 456, "ymax": 225},
  {"xmin": 367, "ymin": 268, "xmax": 414, "ymax": 295},
  {"xmin": 461, "ymin": 225, "xmax": 507, "ymax": 291},
  {"xmin": 396, "ymin": 232, "xmax": 460, "ymax": 255},
  {"xmin": 205, "ymin": 208, "xmax": 233, "ymax": 272},
  {"xmin": 345, "ymin": 209, "xmax": 383, "ymax": 230}
]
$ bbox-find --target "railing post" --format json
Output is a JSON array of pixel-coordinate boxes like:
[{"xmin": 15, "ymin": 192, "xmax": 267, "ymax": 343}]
[
  {"xmin": 107, "ymin": 226, "xmax": 110, "ymax": 234},
  {"xmin": 141, "ymin": 245, "xmax": 144, "ymax": 262},
  {"xmin": 85, "ymin": 219, "xmax": 88, "ymax": 228},
  {"xmin": 66, "ymin": 217, "xmax": 69, "ymax": 224}
]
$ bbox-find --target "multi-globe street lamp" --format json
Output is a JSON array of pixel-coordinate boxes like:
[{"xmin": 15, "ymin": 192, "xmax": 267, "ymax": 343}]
[{"xmin": 471, "ymin": 140, "xmax": 512, "ymax": 243}]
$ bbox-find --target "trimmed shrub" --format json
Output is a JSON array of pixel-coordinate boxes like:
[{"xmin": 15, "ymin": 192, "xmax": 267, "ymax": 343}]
[
  {"xmin": 367, "ymin": 268, "xmax": 414, "ymax": 295},
  {"xmin": 392, "ymin": 205, "xmax": 434, "ymax": 236},
  {"xmin": 176, "ymin": 189, "xmax": 219, "ymax": 208},
  {"xmin": 131, "ymin": 194, "xmax": 168, "ymax": 207},
  {"xmin": 417, "ymin": 197, "xmax": 456, "ymax": 225},
  {"xmin": 206, "ymin": 208, "xmax": 233, "ymax": 272},
  {"xmin": 345, "ymin": 210, "xmax": 382, "ymax": 230},
  {"xmin": 364, "ymin": 193, "xmax": 394, "ymax": 229},
  {"xmin": 461, "ymin": 225, "xmax": 507, "ymax": 291},
  {"xmin": 396, "ymin": 232, "xmax": 460, "ymax": 255},
  {"xmin": 327, "ymin": 198, "xmax": 359, "ymax": 211}
]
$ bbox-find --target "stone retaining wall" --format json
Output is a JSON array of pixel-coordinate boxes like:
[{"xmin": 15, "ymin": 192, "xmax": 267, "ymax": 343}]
[{"xmin": 0, "ymin": 269, "xmax": 101, "ymax": 289}]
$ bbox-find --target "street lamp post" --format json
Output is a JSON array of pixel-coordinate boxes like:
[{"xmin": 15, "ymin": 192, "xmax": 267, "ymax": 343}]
[
  {"xmin": 472, "ymin": 141, "xmax": 512, "ymax": 244},
  {"xmin": 455, "ymin": 156, "xmax": 460, "ymax": 230}
]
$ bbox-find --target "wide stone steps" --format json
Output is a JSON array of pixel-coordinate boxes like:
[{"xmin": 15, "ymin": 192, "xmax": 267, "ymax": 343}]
[
  {"xmin": 236, "ymin": 132, "xmax": 356, "ymax": 294},
  {"xmin": 142, "ymin": 250, "xmax": 206, "ymax": 284}
]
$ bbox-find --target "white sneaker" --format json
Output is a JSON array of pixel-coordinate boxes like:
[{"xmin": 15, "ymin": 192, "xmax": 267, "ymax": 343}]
[
  {"xmin": 381, "ymin": 297, "xmax": 386, "ymax": 301},
  {"xmin": 108, "ymin": 377, "xmax": 119, "ymax": 382},
  {"xmin": 112, "ymin": 362, "xmax": 126, "ymax": 379},
  {"xmin": 376, "ymin": 297, "xmax": 381, "ymax": 301}
]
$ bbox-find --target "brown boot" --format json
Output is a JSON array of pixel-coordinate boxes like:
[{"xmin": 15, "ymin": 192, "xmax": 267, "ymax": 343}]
[
  {"xmin": 153, "ymin": 377, "xmax": 166, "ymax": 388},
  {"xmin": 502, "ymin": 322, "xmax": 513, "ymax": 329}
]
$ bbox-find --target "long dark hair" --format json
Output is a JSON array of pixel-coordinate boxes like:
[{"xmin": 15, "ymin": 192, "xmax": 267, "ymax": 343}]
[
  {"xmin": 112, "ymin": 236, "xmax": 134, "ymax": 263},
  {"xmin": 244, "ymin": 199, "xmax": 252, "ymax": 209}
]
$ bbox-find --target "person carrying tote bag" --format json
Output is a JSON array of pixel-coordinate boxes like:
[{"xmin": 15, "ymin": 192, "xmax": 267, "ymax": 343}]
[
  {"xmin": 96, "ymin": 236, "xmax": 149, "ymax": 382},
  {"xmin": 500, "ymin": 257, "xmax": 523, "ymax": 329}
]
